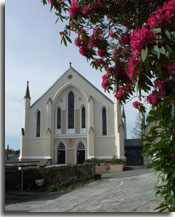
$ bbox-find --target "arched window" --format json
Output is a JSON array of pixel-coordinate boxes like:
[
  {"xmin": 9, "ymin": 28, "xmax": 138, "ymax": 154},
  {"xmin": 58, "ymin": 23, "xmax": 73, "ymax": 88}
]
[
  {"xmin": 36, "ymin": 110, "xmax": 40, "ymax": 137},
  {"xmin": 81, "ymin": 106, "xmax": 85, "ymax": 129},
  {"xmin": 77, "ymin": 142, "xmax": 85, "ymax": 150},
  {"xmin": 57, "ymin": 107, "xmax": 61, "ymax": 129},
  {"xmin": 68, "ymin": 91, "xmax": 74, "ymax": 129},
  {"xmin": 102, "ymin": 107, "xmax": 107, "ymax": 135}
]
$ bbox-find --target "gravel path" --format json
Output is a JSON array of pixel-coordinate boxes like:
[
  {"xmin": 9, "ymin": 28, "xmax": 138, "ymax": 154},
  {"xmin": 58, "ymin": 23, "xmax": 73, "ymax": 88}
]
[{"xmin": 5, "ymin": 169, "xmax": 163, "ymax": 213}]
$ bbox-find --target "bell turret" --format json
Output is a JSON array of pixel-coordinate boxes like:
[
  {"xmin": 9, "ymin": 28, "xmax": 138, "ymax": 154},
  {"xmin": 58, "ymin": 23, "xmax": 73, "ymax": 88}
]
[{"xmin": 24, "ymin": 81, "xmax": 31, "ymax": 108}]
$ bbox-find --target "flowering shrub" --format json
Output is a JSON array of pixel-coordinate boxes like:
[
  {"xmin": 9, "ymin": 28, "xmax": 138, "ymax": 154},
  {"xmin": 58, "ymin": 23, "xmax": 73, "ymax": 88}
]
[{"xmin": 42, "ymin": 0, "xmax": 175, "ymax": 211}]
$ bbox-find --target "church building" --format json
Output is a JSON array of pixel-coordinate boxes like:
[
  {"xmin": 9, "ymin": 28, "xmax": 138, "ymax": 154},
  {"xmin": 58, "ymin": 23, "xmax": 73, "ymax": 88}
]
[{"xmin": 19, "ymin": 65, "xmax": 126, "ymax": 166}]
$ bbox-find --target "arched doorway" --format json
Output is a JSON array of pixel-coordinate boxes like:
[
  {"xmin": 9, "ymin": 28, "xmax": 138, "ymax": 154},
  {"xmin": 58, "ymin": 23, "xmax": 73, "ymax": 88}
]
[
  {"xmin": 57, "ymin": 143, "xmax": 65, "ymax": 164},
  {"xmin": 77, "ymin": 142, "xmax": 85, "ymax": 164}
]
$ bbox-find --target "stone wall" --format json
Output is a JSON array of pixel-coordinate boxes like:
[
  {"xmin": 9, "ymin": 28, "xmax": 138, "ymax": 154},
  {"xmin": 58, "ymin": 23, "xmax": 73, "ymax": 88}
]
[{"xmin": 5, "ymin": 164, "xmax": 95, "ymax": 191}]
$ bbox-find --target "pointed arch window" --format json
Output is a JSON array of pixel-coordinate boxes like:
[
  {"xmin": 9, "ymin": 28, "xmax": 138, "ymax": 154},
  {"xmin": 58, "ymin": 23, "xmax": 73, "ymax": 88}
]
[
  {"xmin": 57, "ymin": 107, "xmax": 61, "ymax": 129},
  {"xmin": 68, "ymin": 91, "xmax": 74, "ymax": 129},
  {"xmin": 81, "ymin": 106, "xmax": 85, "ymax": 129},
  {"xmin": 102, "ymin": 107, "xmax": 107, "ymax": 135},
  {"xmin": 36, "ymin": 110, "xmax": 40, "ymax": 137}
]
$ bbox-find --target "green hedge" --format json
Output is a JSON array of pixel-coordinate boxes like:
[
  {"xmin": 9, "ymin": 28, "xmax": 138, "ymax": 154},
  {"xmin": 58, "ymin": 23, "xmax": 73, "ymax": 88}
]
[{"xmin": 5, "ymin": 164, "xmax": 95, "ymax": 191}]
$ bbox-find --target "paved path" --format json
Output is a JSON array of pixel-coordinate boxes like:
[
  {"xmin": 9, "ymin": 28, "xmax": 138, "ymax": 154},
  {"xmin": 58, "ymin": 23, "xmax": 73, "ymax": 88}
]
[{"xmin": 5, "ymin": 169, "xmax": 162, "ymax": 213}]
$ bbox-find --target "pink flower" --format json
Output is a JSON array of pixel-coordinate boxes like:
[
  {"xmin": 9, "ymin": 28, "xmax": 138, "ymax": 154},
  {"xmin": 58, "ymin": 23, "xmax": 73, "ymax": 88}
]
[
  {"xmin": 173, "ymin": 128, "xmax": 175, "ymax": 134},
  {"xmin": 127, "ymin": 57, "xmax": 140, "ymax": 82},
  {"xmin": 154, "ymin": 79, "xmax": 168, "ymax": 95},
  {"xmin": 147, "ymin": 0, "xmax": 175, "ymax": 28},
  {"xmin": 120, "ymin": 33, "xmax": 130, "ymax": 44},
  {"xmin": 130, "ymin": 27, "xmax": 156, "ymax": 55},
  {"xmin": 133, "ymin": 101, "xmax": 143, "ymax": 109},
  {"xmin": 48, "ymin": 0, "xmax": 51, "ymax": 3},
  {"xmin": 147, "ymin": 14, "xmax": 158, "ymax": 28},
  {"xmin": 93, "ymin": 26, "xmax": 99, "ymax": 35},
  {"xmin": 114, "ymin": 88, "xmax": 124, "ymax": 100},
  {"xmin": 68, "ymin": 0, "xmax": 80, "ymax": 17},
  {"xmin": 168, "ymin": 63, "xmax": 175, "ymax": 76},
  {"xmin": 82, "ymin": 5, "xmax": 92, "ymax": 16},
  {"xmin": 79, "ymin": 47, "xmax": 86, "ymax": 56},
  {"xmin": 113, "ymin": 48, "xmax": 118, "ymax": 55},
  {"xmin": 147, "ymin": 91, "xmax": 161, "ymax": 105},
  {"xmin": 92, "ymin": 2, "xmax": 102, "ymax": 10},
  {"xmin": 109, "ymin": 30, "xmax": 115, "ymax": 38},
  {"xmin": 120, "ymin": 0, "xmax": 125, "ymax": 7},
  {"xmin": 77, "ymin": 28, "xmax": 86, "ymax": 35},
  {"xmin": 163, "ymin": 0, "xmax": 175, "ymax": 23},
  {"xmin": 101, "ymin": 74, "xmax": 108, "ymax": 89},
  {"xmin": 74, "ymin": 38, "xmax": 80, "ymax": 47},
  {"xmin": 97, "ymin": 49, "xmax": 105, "ymax": 58}
]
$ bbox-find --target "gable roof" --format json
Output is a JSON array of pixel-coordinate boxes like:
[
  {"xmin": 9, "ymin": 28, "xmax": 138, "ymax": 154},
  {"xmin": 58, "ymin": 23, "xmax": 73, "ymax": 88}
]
[{"xmin": 30, "ymin": 66, "xmax": 113, "ymax": 107}]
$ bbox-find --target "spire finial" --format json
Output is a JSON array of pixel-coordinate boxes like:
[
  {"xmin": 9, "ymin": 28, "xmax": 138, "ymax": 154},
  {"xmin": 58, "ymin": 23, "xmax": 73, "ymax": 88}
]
[
  {"xmin": 24, "ymin": 81, "xmax": 31, "ymax": 99},
  {"xmin": 69, "ymin": 62, "xmax": 72, "ymax": 67}
]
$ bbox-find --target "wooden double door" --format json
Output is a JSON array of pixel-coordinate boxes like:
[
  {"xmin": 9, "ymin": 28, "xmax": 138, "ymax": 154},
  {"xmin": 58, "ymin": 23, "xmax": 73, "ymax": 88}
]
[
  {"xmin": 57, "ymin": 150, "xmax": 65, "ymax": 164},
  {"xmin": 77, "ymin": 150, "xmax": 85, "ymax": 164}
]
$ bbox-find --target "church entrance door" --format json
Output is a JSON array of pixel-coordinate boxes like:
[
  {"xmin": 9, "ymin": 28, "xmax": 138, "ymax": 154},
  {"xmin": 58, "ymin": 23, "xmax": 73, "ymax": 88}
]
[
  {"xmin": 57, "ymin": 143, "xmax": 66, "ymax": 164},
  {"xmin": 58, "ymin": 150, "xmax": 65, "ymax": 164},
  {"xmin": 77, "ymin": 150, "xmax": 85, "ymax": 164},
  {"xmin": 77, "ymin": 142, "xmax": 85, "ymax": 164}
]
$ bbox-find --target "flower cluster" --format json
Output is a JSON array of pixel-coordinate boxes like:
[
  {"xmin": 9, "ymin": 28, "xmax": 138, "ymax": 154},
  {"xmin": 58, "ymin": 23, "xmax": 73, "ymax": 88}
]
[
  {"xmin": 147, "ymin": 0, "xmax": 175, "ymax": 28},
  {"xmin": 127, "ymin": 57, "xmax": 140, "ymax": 82},
  {"xmin": 133, "ymin": 101, "xmax": 144, "ymax": 111},
  {"xmin": 154, "ymin": 79, "xmax": 168, "ymax": 95},
  {"xmin": 130, "ymin": 27, "xmax": 156, "ymax": 56},
  {"xmin": 120, "ymin": 33, "xmax": 130, "ymax": 45},
  {"xmin": 68, "ymin": 0, "xmax": 80, "ymax": 17},
  {"xmin": 48, "ymin": 0, "xmax": 175, "ymax": 114},
  {"xmin": 82, "ymin": 2, "xmax": 102, "ymax": 16},
  {"xmin": 114, "ymin": 84, "xmax": 130, "ymax": 100},
  {"xmin": 147, "ymin": 90, "xmax": 161, "ymax": 105},
  {"xmin": 101, "ymin": 74, "xmax": 109, "ymax": 89},
  {"xmin": 168, "ymin": 63, "xmax": 175, "ymax": 76},
  {"xmin": 74, "ymin": 27, "xmax": 108, "ymax": 59}
]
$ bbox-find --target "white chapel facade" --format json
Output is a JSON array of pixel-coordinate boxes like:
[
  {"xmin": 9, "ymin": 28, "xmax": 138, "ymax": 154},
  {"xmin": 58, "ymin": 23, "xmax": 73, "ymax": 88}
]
[{"xmin": 19, "ymin": 66, "xmax": 126, "ymax": 165}]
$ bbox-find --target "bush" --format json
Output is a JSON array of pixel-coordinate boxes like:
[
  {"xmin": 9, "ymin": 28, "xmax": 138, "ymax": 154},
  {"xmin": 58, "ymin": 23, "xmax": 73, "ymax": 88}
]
[
  {"xmin": 84, "ymin": 158, "xmax": 105, "ymax": 163},
  {"xmin": 110, "ymin": 155, "xmax": 123, "ymax": 164}
]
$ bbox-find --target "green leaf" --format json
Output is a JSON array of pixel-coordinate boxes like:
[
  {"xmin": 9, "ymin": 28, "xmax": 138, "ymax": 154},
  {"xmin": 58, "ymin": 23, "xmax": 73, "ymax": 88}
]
[
  {"xmin": 141, "ymin": 47, "xmax": 148, "ymax": 62},
  {"xmin": 144, "ymin": 56, "xmax": 149, "ymax": 73},
  {"xmin": 65, "ymin": 35, "xmax": 72, "ymax": 43},
  {"xmin": 42, "ymin": 0, "xmax": 47, "ymax": 5},
  {"xmin": 151, "ymin": 28, "xmax": 161, "ymax": 33},
  {"xmin": 63, "ymin": 36, "xmax": 67, "ymax": 47},
  {"xmin": 165, "ymin": 45, "xmax": 173, "ymax": 53},
  {"xmin": 154, "ymin": 45, "xmax": 160, "ymax": 59},
  {"xmin": 164, "ymin": 30, "xmax": 171, "ymax": 40},
  {"xmin": 146, "ymin": 115, "xmax": 155, "ymax": 122},
  {"xmin": 132, "ymin": 67, "xmax": 137, "ymax": 80}
]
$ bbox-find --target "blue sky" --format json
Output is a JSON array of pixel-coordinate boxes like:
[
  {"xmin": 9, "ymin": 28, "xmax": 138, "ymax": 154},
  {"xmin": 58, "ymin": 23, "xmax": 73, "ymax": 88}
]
[{"xmin": 5, "ymin": 0, "xmax": 141, "ymax": 150}]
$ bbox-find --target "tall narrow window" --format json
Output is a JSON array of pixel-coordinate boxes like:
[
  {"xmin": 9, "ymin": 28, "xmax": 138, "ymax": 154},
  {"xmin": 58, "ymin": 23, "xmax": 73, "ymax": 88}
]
[
  {"xmin": 36, "ymin": 110, "xmax": 40, "ymax": 137},
  {"xmin": 57, "ymin": 107, "xmax": 61, "ymax": 129},
  {"xmin": 81, "ymin": 106, "xmax": 85, "ymax": 129},
  {"xmin": 102, "ymin": 107, "xmax": 107, "ymax": 135},
  {"xmin": 68, "ymin": 91, "xmax": 74, "ymax": 129}
]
